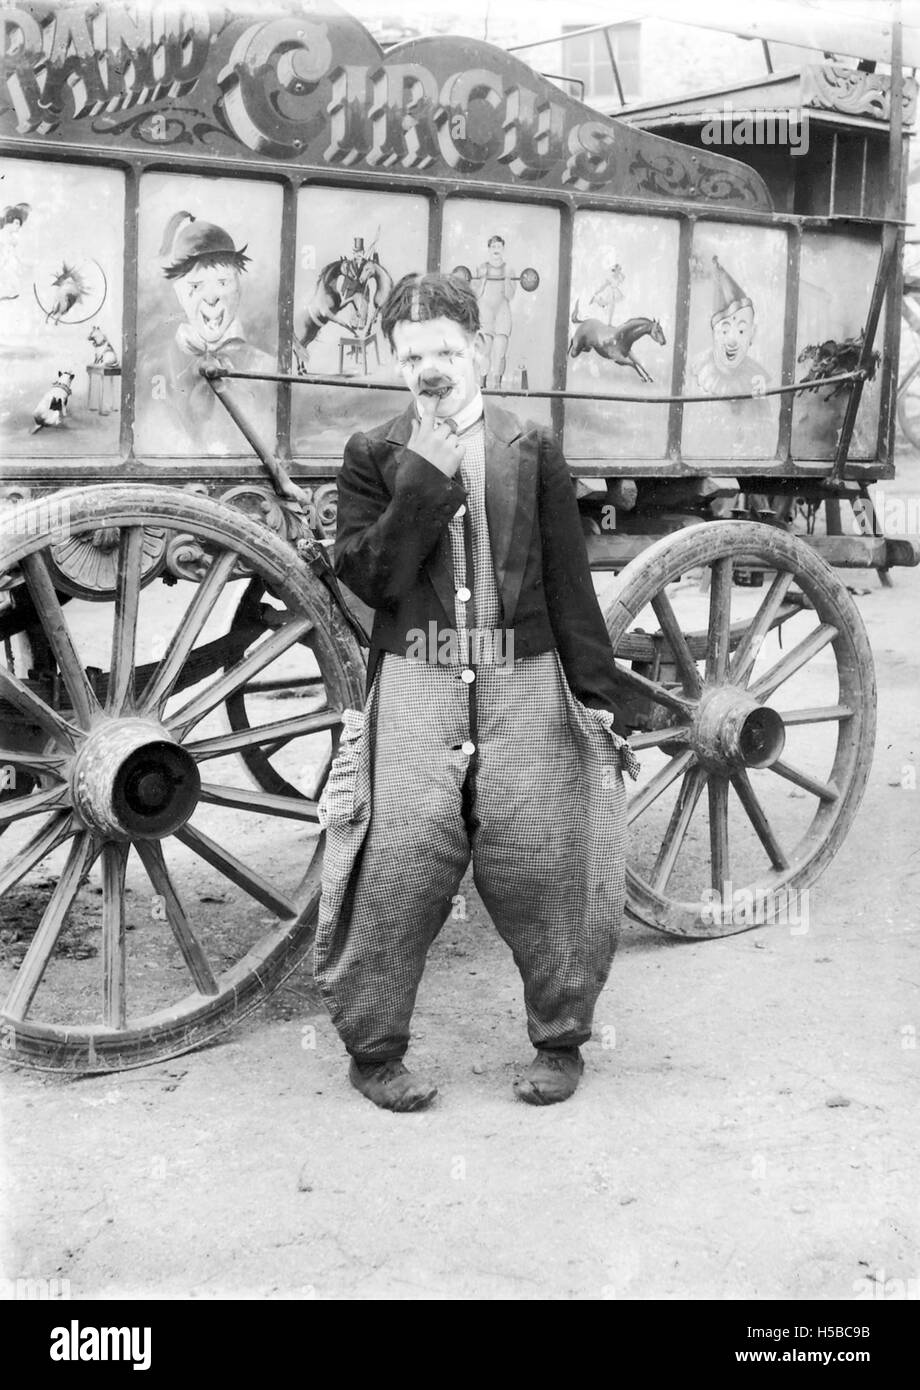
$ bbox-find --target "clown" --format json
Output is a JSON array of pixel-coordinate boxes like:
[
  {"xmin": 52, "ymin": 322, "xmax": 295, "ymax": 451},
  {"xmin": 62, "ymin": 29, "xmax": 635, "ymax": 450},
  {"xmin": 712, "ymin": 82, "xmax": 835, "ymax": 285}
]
[
  {"xmin": 139, "ymin": 211, "xmax": 275, "ymax": 450},
  {"xmin": 692, "ymin": 257, "xmax": 769, "ymax": 399}
]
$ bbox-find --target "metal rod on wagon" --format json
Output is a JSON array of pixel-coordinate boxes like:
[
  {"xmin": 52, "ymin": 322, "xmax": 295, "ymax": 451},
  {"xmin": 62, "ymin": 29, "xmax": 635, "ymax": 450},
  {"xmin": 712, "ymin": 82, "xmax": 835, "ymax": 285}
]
[{"xmin": 213, "ymin": 367, "xmax": 865, "ymax": 407}]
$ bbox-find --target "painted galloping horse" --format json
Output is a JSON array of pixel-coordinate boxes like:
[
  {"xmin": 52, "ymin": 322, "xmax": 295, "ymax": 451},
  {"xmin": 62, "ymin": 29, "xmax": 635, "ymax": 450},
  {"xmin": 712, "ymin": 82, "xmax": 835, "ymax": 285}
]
[{"xmin": 568, "ymin": 303, "xmax": 666, "ymax": 383}]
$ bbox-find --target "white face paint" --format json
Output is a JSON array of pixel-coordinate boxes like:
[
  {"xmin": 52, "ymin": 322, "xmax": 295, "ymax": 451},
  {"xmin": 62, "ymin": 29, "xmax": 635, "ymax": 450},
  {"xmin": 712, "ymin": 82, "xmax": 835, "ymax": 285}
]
[
  {"xmin": 712, "ymin": 304, "xmax": 755, "ymax": 373},
  {"xmin": 172, "ymin": 261, "xmax": 242, "ymax": 344},
  {"xmin": 391, "ymin": 315, "xmax": 486, "ymax": 417}
]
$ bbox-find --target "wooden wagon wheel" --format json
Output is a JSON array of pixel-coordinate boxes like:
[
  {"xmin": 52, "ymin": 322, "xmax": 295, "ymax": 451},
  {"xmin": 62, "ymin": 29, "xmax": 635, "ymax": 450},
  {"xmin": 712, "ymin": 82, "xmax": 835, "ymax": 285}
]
[
  {"xmin": 0, "ymin": 485, "xmax": 365, "ymax": 1072},
  {"xmin": 604, "ymin": 521, "xmax": 876, "ymax": 938},
  {"xmin": 222, "ymin": 578, "xmax": 335, "ymax": 802}
]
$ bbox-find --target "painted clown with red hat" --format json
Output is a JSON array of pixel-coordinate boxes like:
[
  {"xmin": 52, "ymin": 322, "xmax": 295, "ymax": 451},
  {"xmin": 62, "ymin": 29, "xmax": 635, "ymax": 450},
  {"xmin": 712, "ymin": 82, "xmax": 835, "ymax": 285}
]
[
  {"xmin": 139, "ymin": 210, "xmax": 276, "ymax": 449},
  {"xmin": 691, "ymin": 256, "xmax": 769, "ymax": 402}
]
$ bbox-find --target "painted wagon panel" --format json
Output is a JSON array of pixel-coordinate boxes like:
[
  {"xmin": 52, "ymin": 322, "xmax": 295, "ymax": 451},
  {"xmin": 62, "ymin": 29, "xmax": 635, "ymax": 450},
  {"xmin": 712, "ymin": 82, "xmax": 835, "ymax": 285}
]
[{"xmin": 1, "ymin": 0, "xmax": 828, "ymax": 489}]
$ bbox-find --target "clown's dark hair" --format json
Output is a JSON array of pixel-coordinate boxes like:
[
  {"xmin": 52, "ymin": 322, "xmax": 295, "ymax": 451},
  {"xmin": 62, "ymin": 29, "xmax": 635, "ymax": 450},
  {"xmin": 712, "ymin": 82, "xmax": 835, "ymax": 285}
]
[{"xmin": 379, "ymin": 272, "xmax": 480, "ymax": 347}]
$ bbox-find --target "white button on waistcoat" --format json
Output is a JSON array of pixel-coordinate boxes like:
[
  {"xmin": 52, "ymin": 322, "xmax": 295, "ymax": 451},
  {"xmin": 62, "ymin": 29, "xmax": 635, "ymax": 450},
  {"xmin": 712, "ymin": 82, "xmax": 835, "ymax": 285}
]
[
  {"xmin": 456, "ymin": 586, "xmax": 472, "ymax": 602},
  {"xmin": 460, "ymin": 669, "xmax": 475, "ymax": 684},
  {"xmin": 461, "ymin": 740, "xmax": 476, "ymax": 755}
]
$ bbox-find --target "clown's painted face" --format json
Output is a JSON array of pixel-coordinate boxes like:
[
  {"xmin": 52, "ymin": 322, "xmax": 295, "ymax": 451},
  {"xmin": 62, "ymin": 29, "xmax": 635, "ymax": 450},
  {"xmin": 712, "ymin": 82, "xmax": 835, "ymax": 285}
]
[
  {"xmin": 172, "ymin": 261, "xmax": 242, "ymax": 345},
  {"xmin": 391, "ymin": 315, "xmax": 485, "ymax": 418},
  {"xmin": 711, "ymin": 304, "xmax": 755, "ymax": 373}
]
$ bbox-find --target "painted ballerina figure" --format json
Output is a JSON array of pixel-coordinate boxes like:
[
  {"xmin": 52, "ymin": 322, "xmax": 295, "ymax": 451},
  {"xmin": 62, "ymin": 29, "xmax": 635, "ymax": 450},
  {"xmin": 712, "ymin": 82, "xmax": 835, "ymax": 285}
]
[{"xmin": 0, "ymin": 203, "xmax": 30, "ymax": 302}]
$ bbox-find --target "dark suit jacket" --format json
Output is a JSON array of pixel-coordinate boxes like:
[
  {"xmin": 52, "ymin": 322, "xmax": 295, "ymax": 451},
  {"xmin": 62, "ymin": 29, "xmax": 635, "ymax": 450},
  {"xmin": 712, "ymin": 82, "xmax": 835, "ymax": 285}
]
[{"xmin": 334, "ymin": 399, "xmax": 624, "ymax": 714}]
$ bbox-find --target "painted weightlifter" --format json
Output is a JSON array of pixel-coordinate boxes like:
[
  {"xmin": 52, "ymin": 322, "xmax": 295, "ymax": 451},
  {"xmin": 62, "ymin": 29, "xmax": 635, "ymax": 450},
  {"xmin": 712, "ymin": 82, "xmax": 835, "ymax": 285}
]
[{"xmin": 313, "ymin": 271, "xmax": 638, "ymax": 1112}]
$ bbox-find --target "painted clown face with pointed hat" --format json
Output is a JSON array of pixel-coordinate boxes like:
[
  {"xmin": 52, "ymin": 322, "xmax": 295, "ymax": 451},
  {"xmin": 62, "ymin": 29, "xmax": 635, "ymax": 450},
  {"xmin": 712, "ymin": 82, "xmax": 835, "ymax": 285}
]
[{"xmin": 710, "ymin": 257, "xmax": 756, "ymax": 374}]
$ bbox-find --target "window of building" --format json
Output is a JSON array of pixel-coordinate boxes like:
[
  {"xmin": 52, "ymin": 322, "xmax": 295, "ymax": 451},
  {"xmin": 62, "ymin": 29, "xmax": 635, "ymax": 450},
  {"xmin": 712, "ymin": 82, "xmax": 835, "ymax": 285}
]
[{"xmin": 561, "ymin": 22, "xmax": 641, "ymax": 103}]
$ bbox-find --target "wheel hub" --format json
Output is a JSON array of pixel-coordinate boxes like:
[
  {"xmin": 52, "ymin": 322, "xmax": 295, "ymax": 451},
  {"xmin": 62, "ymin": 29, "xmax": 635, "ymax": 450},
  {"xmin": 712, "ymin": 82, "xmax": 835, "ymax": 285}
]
[
  {"xmin": 71, "ymin": 718, "xmax": 200, "ymax": 840},
  {"xmin": 692, "ymin": 686, "xmax": 785, "ymax": 772}
]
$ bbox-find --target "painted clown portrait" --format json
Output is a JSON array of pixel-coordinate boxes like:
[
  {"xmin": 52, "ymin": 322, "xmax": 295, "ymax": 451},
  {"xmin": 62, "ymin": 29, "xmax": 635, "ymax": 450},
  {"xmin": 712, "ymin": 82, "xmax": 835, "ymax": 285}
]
[
  {"xmin": 135, "ymin": 175, "xmax": 281, "ymax": 457},
  {"xmin": 691, "ymin": 257, "xmax": 769, "ymax": 398},
  {"xmin": 682, "ymin": 226, "xmax": 786, "ymax": 460}
]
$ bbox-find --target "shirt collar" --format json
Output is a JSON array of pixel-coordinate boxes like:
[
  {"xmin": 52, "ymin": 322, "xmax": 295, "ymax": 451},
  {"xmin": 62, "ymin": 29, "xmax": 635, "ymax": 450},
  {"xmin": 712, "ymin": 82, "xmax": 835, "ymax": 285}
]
[
  {"xmin": 450, "ymin": 390, "xmax": 484, "ymax": 433},
  {"xmin": 415, "ymin": 391, "xmax": 482, "ymax": 434}
]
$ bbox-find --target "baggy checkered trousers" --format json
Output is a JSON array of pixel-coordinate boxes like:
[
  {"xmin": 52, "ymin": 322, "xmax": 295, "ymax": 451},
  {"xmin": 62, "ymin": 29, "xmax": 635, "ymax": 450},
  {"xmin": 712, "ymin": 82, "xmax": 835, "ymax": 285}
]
[{"xmin": 314, "ymin": 650, "xmax": 638, "ymax": 1062}]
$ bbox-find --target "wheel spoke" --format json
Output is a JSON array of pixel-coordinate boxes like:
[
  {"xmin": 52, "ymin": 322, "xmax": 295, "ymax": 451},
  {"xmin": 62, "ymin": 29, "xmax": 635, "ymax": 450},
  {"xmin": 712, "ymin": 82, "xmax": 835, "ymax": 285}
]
[
  {"xmin": 198, "ymin": 783, "xmax": 320, "ymax": 821},
  {"xmin": 0, "ymin": 749, "xmax": 68, "ymax": 777},
  {"xmin": 749, "ymin": 623, "xmax": 838, "ymax": 701},
  {"xmin": 706, "ymin": 556, "xmax": 733, "ymax": 683},
  {"xmin": 101, "ymin": 842, "xmax": 128, "ymax": 1027},
  {"xmin": 651, "ymin": 590, "xmax": 702, "ymax": 696},
  {"xmin": 236, "ymin": 677, "xmax": 324, "ymax": 694},
  {"xmin": 614, "ymin": 663, "xmax": 696, "ymax": 718},
  {"xmin": 135, "ymin": 840, "xmax": 219, "ymax": 996},
  {"xmin": 0, "ymin": 811, "xmax": 76, "ymax": 897},
  {"xmin": 627, "ymin": 724, "xmax": 692, "ymax": 751},
  {"xmin": 627, "ymin": 748, "xmax": 696, "ymax": 825},
  {"xmin": 0, "ymin": 663, "xmax": 82, "ymax": 748},
  {"xmin": 185, "ymin": 708, "xmax": 342, "ymax": 761},
  {"xmin": 167, "ymin": 615, "xmax": 315, "ymax": 737},
  {"xmin": 708, "ymin": 776, "xmax": 730, "ymax": 894},
  {"xmin": 3, "ymin": 832, "xmax": 98, "ymax": 1021},
  {"xmin": 730, "ymin": 769, "xmax": 789, "ymax": 870},
  {"xmin": 20, "ymin": 553, "xmax": 100, "ymax": 728},
  {"xmin": 729, "ymin": 570, "xmax": 795, "ymax": 686},
  {"xmin": 138, "ymin": 548, "xmax": 239, "ymax": 714},
  {"xmin": 106, "ymin": 527, "xmax": 145, "ymax": 714},
  {"xmin": 0, "ymin": 784, "xmax": 68, "ymax": 828},
  {"xmin": 651, "ymin": 765, "xmax": 707, "ymax": 892},
  {"xmin": 777, "ymin": 704, "xmax": 854, "ymax": 726},
  {"xmin": 175, "ymin": 822, "xmax": 299, "ymax": 919},
  {"xmin": 770, "ymin": 759, "xmax": 839, "ymax": 802}
]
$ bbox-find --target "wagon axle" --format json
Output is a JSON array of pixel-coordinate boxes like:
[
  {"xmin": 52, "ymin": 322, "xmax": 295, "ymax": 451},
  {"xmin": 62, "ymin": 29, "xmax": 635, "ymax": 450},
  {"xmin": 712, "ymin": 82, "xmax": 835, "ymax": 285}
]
[
  {"xmin": 691, "ymin": 688, "xmax": 786, "ymax": 773},
  {"xmin": 72, "ymin": 718, "xmax": 201, "ymax": 841}
]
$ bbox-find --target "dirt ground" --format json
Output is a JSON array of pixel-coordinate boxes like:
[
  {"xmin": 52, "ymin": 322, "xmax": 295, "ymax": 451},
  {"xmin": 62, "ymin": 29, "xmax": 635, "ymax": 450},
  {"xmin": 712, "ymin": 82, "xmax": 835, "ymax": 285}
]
[{"xmin": 2, "ymin": 457, "xmax": 919, "ymax": 1303}]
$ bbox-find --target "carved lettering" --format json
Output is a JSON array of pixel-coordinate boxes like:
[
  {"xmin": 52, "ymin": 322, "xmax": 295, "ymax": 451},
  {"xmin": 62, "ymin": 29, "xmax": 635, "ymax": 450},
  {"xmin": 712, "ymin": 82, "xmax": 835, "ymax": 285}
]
[
  {"xmin": 219, "ymin": 17, "xmax": 333, "ymax": 158},
  {"xmin": 42, "ymin": 8, "xmax": 109, "ymax": 122},
  {"xmin": 0, "ymin": 9, "xmax": 50, "ymax": 134},
  {"xmin": 435, "ymin": 68, "xmax": 503, "ymax": 172},
  {"xmin": 563, "ymin": 119, "xmax": 617, "ymax": 191},
  {"xmin": 325, "ymin": 63, "xmax": 371, "ymax": 164},
  {"xmin": 367, "ymin": 62, "xmax": 439, "ymax": 169},
  {"xmin": 500, "ymin": 85, "xmax": 564, "ymax": 181}
]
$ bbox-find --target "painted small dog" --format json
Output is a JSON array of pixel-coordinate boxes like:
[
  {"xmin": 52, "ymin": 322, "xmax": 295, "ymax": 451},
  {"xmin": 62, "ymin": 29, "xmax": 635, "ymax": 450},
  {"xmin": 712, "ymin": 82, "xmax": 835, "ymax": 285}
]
[
  {"xmin": 88, "ymin": 324, "xmax": 119, "ymax": 367},
  {"xmin": 31, "ymin": 370, "xmax": 75, "ymax": 432}
]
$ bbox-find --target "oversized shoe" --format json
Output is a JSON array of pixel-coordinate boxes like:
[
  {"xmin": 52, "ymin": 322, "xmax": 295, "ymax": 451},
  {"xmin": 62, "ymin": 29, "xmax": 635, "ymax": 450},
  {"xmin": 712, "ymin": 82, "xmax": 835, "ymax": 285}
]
[
  {"xmin": 513, "ymin": 1046, "xmax": 584, "ymax": 1106},
  {"xmin": 349, "ymin": 1058, "xmax": 438, "ymax": 1112}
]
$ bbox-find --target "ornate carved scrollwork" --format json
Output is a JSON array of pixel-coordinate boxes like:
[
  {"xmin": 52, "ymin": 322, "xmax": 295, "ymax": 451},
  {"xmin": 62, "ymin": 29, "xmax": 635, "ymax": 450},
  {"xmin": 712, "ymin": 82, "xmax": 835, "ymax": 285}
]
[
  {"xmin": 164, "ymin": 532, "xmax": 213, "ymax": 583},
  {"xmin": 220, "ymin": 484, "xmax": 290, "ymax": 538},
  {"xmin": 801, "ymin": 65, "xmax": 918, "ymax": 123},
  {"xmin": 216, "ymin": 480, "xmax": 338, "ymax": 543},
  {"xmin": 311, "ymin": 483, "xmax": 339, "ymax": 538},
  {"xmin": 628, "ymin": 152, "xmax": 762, "ymax": 207}
]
